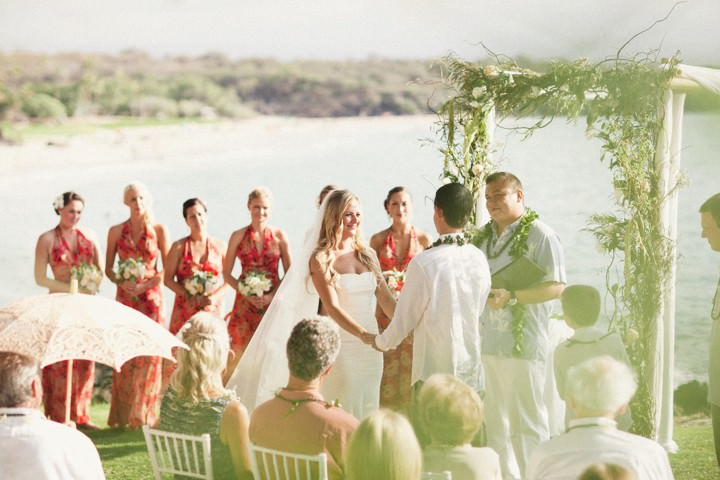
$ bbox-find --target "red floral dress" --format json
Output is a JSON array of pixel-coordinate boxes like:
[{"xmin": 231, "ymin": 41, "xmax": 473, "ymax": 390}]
[
  {"xmin": 227, "ymin": 226, "xmax": 282, "ymax": 352},
  {"xmin": 43, "ymin": 226, "xmax": 96, "ymax": 425},
  {"xmin": 168, "ymin": 237, "xmax": 224, "ymax": 335},
  {"xmin": 377, "ymin": 227, "xmax": 422, "ymax": 410},
  {"xmin": 108, "ymin": 221, "xmax": 164, "ymax": 428}
]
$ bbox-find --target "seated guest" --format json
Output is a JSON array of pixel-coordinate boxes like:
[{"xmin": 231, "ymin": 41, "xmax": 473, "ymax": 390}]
[
  {"xmin": 160, "ymin": 312, "xmax": 252, "ymax": 479},
  {"xmin": 579, "ymin": 463, "xmax": 636, "ymax": 480},
  {"xmin": 0, "ymin": 351, "xmax": 105, "ymax": 479},
  {"xmin": 345, "ymin": 409, "xmax": 422, "ymax": 480},
  {"xmin": 419, "ymin": 374, "xmax": 501, "ymax": 480},
  {"xmin": 554, "ymin": 285, "xmax": 632, "ymax": 430},
  {"xmin": 525, "ymin": 356, "xmax": 673, "ymax": 480},
  {"xmin": 250, "ymin": 316, "xmax": 358, "ymax": 480}
]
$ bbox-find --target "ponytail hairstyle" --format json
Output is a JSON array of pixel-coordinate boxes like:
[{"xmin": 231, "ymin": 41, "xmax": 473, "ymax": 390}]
[
  {"xmin": 123, "ymin": 182, "xmax": 154, "ymax": 225},
  {"xmin": 53, "ymin": 191, "xmax": 84, "ymax": 215},
  {"xmin": 170, "ymin": 312, "xmax": 230, "ymax": 404}
]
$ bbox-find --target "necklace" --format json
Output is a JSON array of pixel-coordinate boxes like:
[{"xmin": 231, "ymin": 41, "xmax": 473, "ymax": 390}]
[
  {"xmin": 429, "ymin": 231, "xmax": 473, "ymax": 249},
  {"xmin": 274, "ymin": 390, "xmax": 340, "ymax": 417},
  {"xmin": 473, "ymin": 208, "xmax": 539, "ymax": 260}
]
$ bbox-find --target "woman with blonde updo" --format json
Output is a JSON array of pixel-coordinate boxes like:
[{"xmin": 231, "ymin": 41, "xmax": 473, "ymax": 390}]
[
  {"xmin": 345, "ymin": 409, "xmax": 422, "ymax": 480},
  {"xmin": 224, "ymin": 187, "xmax": 291, "ymax": 378},
  {"xmin": 309, "ymin": 189, "xmax": 396, "ymax": 419},
  {"xmin": 159, "ymin": 312, "xmax": 252, "ymax": 480},
  {"xmin": 34, "ymin": 191, "xmax": 102, "ymax": 427},
  {"xmin": 370, "ymin": 186, "xmax": 431, "ymax": 411},
  {"xmin": 105, "ymin": 182, "xmax": 169, "ymax": 429}
]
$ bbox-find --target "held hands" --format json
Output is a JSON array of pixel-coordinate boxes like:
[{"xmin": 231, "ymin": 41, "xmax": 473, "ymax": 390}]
[
  {"xmin": 361, "ymin": 332, "xmax": 384, "ymax": 352},
  {"xmin": 487, "ymin": 288, "xmax": 512, "ymax": 310}
]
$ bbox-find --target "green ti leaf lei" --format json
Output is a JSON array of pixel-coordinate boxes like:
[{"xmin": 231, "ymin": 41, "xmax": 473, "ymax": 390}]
[{"xmin": 473, "ymin": 208, "xmax": 539, "ymax": 357}]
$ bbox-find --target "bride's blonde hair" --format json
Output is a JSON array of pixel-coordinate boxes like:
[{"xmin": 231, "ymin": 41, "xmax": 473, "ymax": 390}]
[{"xmin": 311, "ymin": 189, "xmax": 381, "ymax": 285}]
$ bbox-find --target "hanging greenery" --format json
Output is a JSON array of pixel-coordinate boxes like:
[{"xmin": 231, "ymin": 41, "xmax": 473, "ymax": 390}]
[{"xmin": 438, "ymin": 53, "xmax": 678, "ymax": 437}]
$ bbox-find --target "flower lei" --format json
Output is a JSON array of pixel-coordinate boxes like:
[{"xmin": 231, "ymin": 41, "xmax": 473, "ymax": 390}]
[
  {"xmin": 428, "ymin": 231, "xmax": 474, "ymax": 249},
  {"xmin": 472, "ymin": 208, "xmax": 539, "ymax": 357},
  {"xmin": 274, "ymin": 390, "xmax": 340, "ymax": 417}
]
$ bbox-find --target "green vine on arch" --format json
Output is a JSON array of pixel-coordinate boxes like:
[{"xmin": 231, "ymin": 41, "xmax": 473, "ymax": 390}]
[{"xmin": 438, "ymin": 53, "xmax": 679, "ymax": 437}]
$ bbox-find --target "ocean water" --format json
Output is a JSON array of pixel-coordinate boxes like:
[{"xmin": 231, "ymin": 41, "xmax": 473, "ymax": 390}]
[{"xmin": 1, "ymin": 113, "xmax": 718, "ymax": 384}]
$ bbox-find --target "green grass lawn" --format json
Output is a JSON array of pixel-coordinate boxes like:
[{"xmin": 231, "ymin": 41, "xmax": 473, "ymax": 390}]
[{"xmin": 86, "ymin": 402, "xmax": 719, "ymax": 480}]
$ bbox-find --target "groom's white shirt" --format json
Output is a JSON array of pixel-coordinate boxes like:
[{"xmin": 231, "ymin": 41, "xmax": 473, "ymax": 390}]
[{"xmin": 375, "ymin": 233, "xmax": 491, "ymax": 392}]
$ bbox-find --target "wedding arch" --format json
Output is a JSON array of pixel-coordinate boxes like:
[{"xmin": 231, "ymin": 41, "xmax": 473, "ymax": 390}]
[{"xmin": 437, "ymin": 51, "xmax": 720, "ymax": 448}]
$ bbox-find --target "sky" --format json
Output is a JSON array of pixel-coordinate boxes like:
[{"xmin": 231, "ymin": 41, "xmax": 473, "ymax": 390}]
[{"xmin": 0, "ymin": 0, "xmax": 718, "ymax": 64}]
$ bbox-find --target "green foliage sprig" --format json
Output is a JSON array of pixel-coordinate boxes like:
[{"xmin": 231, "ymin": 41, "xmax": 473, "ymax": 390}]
[{"xmin": 439, "ymin": 52, "xmax": 678, "ymax": 436}]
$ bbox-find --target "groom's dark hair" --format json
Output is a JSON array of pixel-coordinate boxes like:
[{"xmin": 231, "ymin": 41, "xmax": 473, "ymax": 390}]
[{"xmin": 434, "ymin": 183, "xmax": 473, "ymax": 228}]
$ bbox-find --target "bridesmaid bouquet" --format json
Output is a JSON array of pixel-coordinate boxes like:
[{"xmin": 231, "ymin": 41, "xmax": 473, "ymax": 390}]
[
  {"xmin": 382, "ymin": 269, "xmax": 405, "ymax": 299},
  {"xmin": 116, "ymin": 257, "xmax": 146, "ymax": 283},
  {"xmin": 184, "ymin": 264, "xmax": 221, "ymax": 297},
  {"xmin": 237, "ymin": 270, "xmax": 272, "ymax": 297},
  {"xmin": 70, "ymin": 262, "xmax": 102, "ymax": 294}
]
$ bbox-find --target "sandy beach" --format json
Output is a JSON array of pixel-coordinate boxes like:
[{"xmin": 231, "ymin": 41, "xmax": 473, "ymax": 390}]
[{"xmin": 0, "ymin": 115, "xmax": 438, "ymax": 176}]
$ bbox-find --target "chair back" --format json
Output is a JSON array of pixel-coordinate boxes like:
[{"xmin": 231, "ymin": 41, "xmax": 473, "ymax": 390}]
[
  {"xmin": 421, "ymin": 471, "xmax": 453, "ymax": 480},
  {"xmin": 142, "ymin": 425, "xmax": 214, "ymax": 480},
  {"xmin": 249, "ymin": 443, "xmax": 328, "ymax": 480}
]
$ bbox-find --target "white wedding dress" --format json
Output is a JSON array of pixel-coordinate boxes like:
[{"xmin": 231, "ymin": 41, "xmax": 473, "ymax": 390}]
[
  {"xmin": 321, "ymin": 271, "xmax": 382, "ymax": 420},
  {"xmin": 225, "ymin": 194, "xmax": 382, "ymax": 420}
]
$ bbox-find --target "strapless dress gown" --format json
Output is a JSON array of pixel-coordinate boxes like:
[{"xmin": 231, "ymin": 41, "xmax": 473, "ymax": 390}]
[{"xmin": 321, "ymin": 271, "xmax": 382, "ymax": 420}]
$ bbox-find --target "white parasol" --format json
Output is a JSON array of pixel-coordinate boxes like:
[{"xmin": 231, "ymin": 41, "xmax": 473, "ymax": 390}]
[{"xmin": 0, "ymin": 287, "xmax": 187, "ymax": 424}]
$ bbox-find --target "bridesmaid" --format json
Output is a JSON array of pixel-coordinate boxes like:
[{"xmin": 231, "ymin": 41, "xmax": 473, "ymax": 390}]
[
  {"xmin": 165, "ymin": 198, "xmax": 226, "ymax": 334},
  {"xmin": 34, "ymin": 191, "xmax": 103, "ymax": 428},
  {"xmin": 105, "ymin": 182, "xmax": 169, "ymax": 429},
  {"xmin": 224, "ymin": 187, "xmax": 291, "ymax": 379},
  {"xmin": 369, "ymin": 186, "xmax": 432, "ymax": 411},
  {"xmin": 164, "ymin": 198, "xmax": 226, "ymax": 386}
]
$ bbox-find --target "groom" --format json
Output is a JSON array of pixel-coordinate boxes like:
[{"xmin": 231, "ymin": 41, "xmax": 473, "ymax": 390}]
[{"xmin": 372, "ymin": 182, "xmax": 491, "ymax": 396}]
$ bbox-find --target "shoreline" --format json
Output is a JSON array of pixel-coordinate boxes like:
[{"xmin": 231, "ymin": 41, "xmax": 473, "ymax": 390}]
[{"xmin": 0, "ymin": 115, "xmax": 438, "ymax": 176}]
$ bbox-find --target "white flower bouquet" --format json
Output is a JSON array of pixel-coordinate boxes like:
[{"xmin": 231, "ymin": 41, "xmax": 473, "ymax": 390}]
[
  {"xmin": 184, "ymin": 265, "xmax": 221, "ymax": 297},
  {"xmin": 116, "ymin": 257, "xmax": 146, "ymax": 283},
  {"xmin": 382, "ymin": 269, "xmax": 405, "ymax": 299},
  {"xmin": 70, "ymin": 262, "xmax": 102, "ymax": 294},
  {"xmin": 237, "ymin": 270, "xmax": 272, "ymax": 297}
]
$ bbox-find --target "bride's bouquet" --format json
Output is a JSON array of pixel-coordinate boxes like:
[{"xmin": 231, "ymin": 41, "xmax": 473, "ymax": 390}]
[
  {"xmin": 237, "ymin": 270, "xmax": 273, "ymax": 297},
  {"xmin": 116, "ymin": 257, "xmax": 145, "ymax": 283},
  {"xmin": 71, "ymin": 262, "xmax": 102, "ymax": 294},
  {"xmin": 382, "ymin": 269, "xmax": 405, "ymax": 299},
  {"xmin": 184, "ymin": 264, "xmax": 222, "ymax": 297}
]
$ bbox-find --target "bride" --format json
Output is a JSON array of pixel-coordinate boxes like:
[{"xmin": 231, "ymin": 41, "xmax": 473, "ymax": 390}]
[{"xmin": 226, "ymin": 189, "xmax": 396, "ymax": 419}]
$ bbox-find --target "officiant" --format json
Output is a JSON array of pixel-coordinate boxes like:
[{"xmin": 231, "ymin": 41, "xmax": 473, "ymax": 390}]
[{"xmin": 476, "ymin": 172, "xmax": 566, "ymax": 480}]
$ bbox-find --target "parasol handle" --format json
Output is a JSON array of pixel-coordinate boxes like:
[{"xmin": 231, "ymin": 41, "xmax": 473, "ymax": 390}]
[
  {"xmin": 66, "ymin": 278, "xmax": 78, "ymax": 427},
  {"xmin": 65, "ymin": 359, "xmax": 74, "ymax": 427}
]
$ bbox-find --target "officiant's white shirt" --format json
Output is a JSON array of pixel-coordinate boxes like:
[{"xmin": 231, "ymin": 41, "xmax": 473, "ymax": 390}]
[{"xmin": 375, "ymin": 234, "xmax": 491, "ymax": 392}]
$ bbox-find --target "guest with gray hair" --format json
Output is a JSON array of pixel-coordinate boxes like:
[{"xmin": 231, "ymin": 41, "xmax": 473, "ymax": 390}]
[
  {"xmin": 525, "ymin": 356, "xmax": 673, "ymax": 480},
  {"xmin": 250, "ymin": 316, "xmax": 359, "ymax": 480},
  {"xmin": 0, "ymin": 351, "xmax": 105, "ymax": 479}
]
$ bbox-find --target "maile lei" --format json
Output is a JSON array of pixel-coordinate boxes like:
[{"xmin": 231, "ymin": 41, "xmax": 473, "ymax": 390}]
[{"xmin": 472, "ymin": 208, "xmax": 539, "ymax": 357}]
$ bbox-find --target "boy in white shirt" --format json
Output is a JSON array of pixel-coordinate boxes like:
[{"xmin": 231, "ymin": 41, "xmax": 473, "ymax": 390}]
[{"xmin": 553, "ymin": 285, "xmax": 632, "ymax": 430}]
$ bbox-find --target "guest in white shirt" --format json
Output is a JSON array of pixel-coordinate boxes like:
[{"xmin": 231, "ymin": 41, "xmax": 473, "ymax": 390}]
[
  {"xmin": 0, "ymin": 351, "xmax": 105, "ymax": 480},
  {"xmin": 372, "ymin": 182, "xmax": 491, "ymax": 394},
  {"xmin": 525, "ymin": 356, "xmax": 673, "ymax": 480}
]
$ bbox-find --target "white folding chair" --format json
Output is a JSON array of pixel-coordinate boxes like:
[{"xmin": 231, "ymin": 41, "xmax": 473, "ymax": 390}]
[
  {"xmin": 142, "ymin": 425, "xmax": 214, "ymax": 480},
  {"xmin": 249, "ymin": 443, "xmax": 328, "ymax": 480}
]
